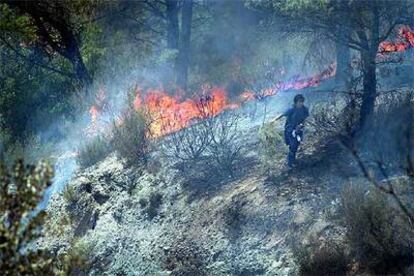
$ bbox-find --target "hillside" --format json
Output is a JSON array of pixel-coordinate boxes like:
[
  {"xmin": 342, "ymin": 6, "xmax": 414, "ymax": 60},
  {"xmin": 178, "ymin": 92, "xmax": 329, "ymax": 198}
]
[{"xmin": 40, "ymin": 95, "xmax": 369, "ymax": 275}]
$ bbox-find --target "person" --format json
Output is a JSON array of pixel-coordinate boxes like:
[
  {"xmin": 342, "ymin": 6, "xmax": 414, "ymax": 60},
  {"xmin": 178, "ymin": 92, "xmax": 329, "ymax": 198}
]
[{"xmin": 272, "ymin": 94, "xmax": 309, "ymax": 168}]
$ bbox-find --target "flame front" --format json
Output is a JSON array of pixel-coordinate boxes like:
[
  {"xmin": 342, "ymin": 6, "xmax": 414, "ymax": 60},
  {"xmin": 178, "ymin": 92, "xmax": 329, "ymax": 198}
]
[
  {"xmin": 88, "ymin": 26, "xmax": 413, "ymax": 138},
  {"xmin": 134, "ymin": 87, "xmax": 237, "ymax": 137},
  {"xmin": 379, "ymin": 26, "xmax": 414, "ymax": 54},
  {"xmin": 241, "ymin": 63, "xmax": 336, "ymax": 101}
]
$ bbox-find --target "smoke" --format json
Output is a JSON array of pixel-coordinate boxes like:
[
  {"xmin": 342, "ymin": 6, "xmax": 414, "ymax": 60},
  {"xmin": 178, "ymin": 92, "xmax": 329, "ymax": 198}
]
[{"xmin": 29, "ymin": 2, "xmax": 414, "ymax": 207}]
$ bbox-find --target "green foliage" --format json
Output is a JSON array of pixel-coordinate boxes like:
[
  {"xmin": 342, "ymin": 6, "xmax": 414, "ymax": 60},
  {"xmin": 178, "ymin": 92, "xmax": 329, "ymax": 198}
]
[
  {"xmin": 0, "ymin": 0, "xmax": 101, "ymax": 142},
  {"xmin": 0, "ymin": 3, "xmax": 36, "ymax": 41},
  {"xmin": 62, "ymin": 183, "xmax": 79, "ymax": 206},
  {"xmin": 81, "ymin": 22, "xmax": 107, "ymax": 74},
  {"xmin": 258, "ymin": 122, "xmax": 284, "ymax": 175},
  {"xmin": 77, "ymin": 135, "xmax": 111, "ymax": 168},
  {"xmin": 0, "ymin": 39, "xmax": 76, "ymax": 139},
  {"xmin": 111, "ymin": 110, "xmax": 150, "ymax": 166},
  {"xmin": 340, "ymin": 182, "xmax": 414, "ymax": 273},
  {"xmin": 59, "ymin": 238, "xmax": 95, "ymax": 274},
  {"xmin": 277, "ymin": 0, "xmax": 328, "ymax": 13},
  {"xmin": 0, "ymin": 159, "xmax": 55, "ymax": 274}
]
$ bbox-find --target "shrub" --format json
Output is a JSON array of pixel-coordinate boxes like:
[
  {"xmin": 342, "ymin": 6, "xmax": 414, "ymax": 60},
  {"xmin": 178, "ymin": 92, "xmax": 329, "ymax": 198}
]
[
  {"xmin": 207, "ymin": 111, "xmax": 243, "ymax": 178},
  {"xmin": 222, "ymin": 196, "xmax": 246, "ymax": 239},
  {"xmin": 77, "ymin": 135, "xmax": 111, "ymax": 168},
  {"xmin": 309, "ymin": 97, "xmax": 359, "ymax": 143},
  {"xmin": 161, "ymin": 236, "xmax": 208, "ymax": 276},
  {"xmin": 340, "ymin": 182, "xmax": 413, "ymax": 273},
  {"xmin": 258, "ymin": 122, "xmax": 284, "ymax": 175},
  {"xmin": 159, "ymin": 96, "xmax": 216, "ymax": 164},
  {"xmin": 160, "ymin": 119, "xmax": 213, "ymax": 162},
  {"xmin": 58, "ymin": 238, "xmax": 95, "ymax": 274},
  {"xmin": 293, "ymin": 239, "xmax": 349, "ymax": 276},
  {"xmin": 112, "ymin": 109, "xmax": 150, "ymax": 166},
  {"xmin": 62, "ymin": 183, "xmax": 79, "ymax": 206},
  {"xmin": 142, "ymin": 192, "xmax": 163, "ymax": 219},
  {"xmin": 0, "ymin": 159, "xmax": 56, "ymax": 274}
]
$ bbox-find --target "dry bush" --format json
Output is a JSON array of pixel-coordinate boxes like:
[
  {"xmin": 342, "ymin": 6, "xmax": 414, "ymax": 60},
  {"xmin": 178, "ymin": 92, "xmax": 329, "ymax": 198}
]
[
  {"xmin": 293, "ymin": 238, "xmax": 349, "ymax": 276},
  {"xmin": 77, "ymin": 135, "xmax": 111, "ymax": 168},
  {"xmin": 160, "ymin": 97, "xmax": 214, "ymax": 163},
  {"xmin": 140, "ymin": 191, "xmax": 163, "ymax": 219},
  {"xmin": 309, "ymin": 96, "xmax": 359, "ymax": 143},
  {"xmin": 244, "ymin": 60, "xmax": 278, "ymax": 123},
  {"xmin": 161, "ymin": 236, "xmax": 208, "ymax": 276},
  {"xmin": 112, "ymin": 109, "xmax": 150, "ymax": 166},
  {"xmin": 160, "ymin": 118, "xmax": 213, "ymax": 162},
  {"xmin": 258, "ymin": 122, "xmax": 285, "ymax": 175},
  {"xmin": 207, "ymin": 111, "xmax": 243, "ymax": 178},
  {"xmin": 340, "ymin": 182, "xmax": 413, "ymax": 274},
  {"xmin": 221, "ymin": 196, "xmax": 246, "ymax": 240}
]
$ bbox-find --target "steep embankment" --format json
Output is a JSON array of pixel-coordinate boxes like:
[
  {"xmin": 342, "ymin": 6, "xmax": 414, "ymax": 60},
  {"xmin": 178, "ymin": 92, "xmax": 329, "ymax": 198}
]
[{"xmin": 41, "ymin": 93, "xmax": 363, "ymax": 275}]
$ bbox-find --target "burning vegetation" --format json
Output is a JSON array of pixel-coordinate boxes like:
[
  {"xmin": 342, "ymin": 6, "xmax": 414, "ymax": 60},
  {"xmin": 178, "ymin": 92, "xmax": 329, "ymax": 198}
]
[{"xmin": 378, "ymin": 26, "xmax": 414, "ymax": 54}]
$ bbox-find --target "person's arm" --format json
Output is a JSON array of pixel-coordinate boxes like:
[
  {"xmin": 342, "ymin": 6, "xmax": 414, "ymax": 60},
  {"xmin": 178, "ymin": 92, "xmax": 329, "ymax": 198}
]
[
  {"xmin": 271, "ymin": 108, "xmax": 291, "ymax": 123},
  {"xmin": 271, "ymin": 113, "xmax": 284, "ymax": 122}
]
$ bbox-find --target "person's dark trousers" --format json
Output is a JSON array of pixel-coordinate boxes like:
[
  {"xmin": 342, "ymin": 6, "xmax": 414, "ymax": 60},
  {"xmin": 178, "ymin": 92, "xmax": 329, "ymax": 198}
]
[
  {"xmin": 284, "ymin": 128, "xmax": 300, "ymax": 167},
  {"xmin": 287, "ymin": 138, "xmax": 299, "ymax": 167}
]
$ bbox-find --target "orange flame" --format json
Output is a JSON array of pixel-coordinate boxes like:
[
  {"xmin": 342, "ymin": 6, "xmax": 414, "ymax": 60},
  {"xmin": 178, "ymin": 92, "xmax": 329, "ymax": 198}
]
[
  {"xmin": 89, "ymin": 105, "xmax": 99, "ymax": 122},
  {"xmin": 134, "ymin": 86, "xmax": 238, "ymax": 137},
  {"xmin": 241, "ymin": 63, "xmax": 336, "ymax": 101},
  {"xmin": 379, "ymin": 26, "xmax": 414, "ymax": 54}
]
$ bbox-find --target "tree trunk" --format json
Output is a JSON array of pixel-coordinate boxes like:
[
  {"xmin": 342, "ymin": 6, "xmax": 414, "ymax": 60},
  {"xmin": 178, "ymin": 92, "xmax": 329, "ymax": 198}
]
[
  {"xmin": 70, "ymin": 48, "xmax": 92, "ymax": 86},
  {"xmin": 176, "ymin": 0, "xmax": 193, "ymax": 91},
  {"xmin": 335, "ymin": 40, "xmax": 351, "ymax": 88},
  {"xmin": 166, "ymin": 0, "xmax": 179, "ymax": 50},
  {"xmin": 359, "ymin": 3, "xmax": 380, "ymax": 128},
  {"xmin": 359, "ymin": 49, "xmax": 377, "ymax": 127}
]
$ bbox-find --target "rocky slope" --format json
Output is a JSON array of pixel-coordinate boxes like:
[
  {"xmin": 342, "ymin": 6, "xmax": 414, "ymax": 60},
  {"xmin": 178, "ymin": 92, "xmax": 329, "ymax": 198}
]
[
  {"xmin": 42, "ymin": 128, "xmax": 366, "ymax": 275},
  {"xmin": 40, "ymin": 94, "xmax": 368, "ymax": 275}
]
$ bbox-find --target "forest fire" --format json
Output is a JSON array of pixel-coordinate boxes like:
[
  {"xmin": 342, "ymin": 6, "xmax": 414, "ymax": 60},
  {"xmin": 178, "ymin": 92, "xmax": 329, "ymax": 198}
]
[
  {"xmin": 85, "ymin": 62, "xmax": 338, "ymax": 137},
  {"xmin": 378, "ymin": 26, "xmax": 414, "ymax": 54},
  {"xmin": 88, "ymin": 25, "xmax": 412, "ymax": 138}
]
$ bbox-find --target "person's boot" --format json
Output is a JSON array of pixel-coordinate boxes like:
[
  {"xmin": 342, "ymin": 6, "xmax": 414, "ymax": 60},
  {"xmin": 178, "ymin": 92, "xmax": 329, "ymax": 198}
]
[{"xmin": 287, "ymin": 153, "xmax": 294, "ymax": 169}]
